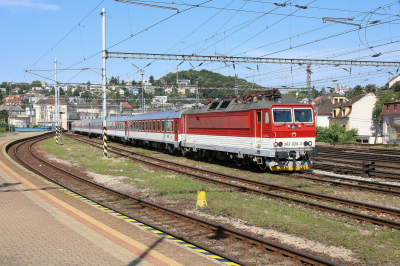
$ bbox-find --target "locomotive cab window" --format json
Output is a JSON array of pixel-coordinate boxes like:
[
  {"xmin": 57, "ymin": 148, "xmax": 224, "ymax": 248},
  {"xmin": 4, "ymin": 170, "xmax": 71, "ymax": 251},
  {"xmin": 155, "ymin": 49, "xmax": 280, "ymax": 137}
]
[
  {"xmin": 273, "ymin": 109, "xmax": 292, "ymax": 123},
  {"xmin": 294, "ymin": 109, "xmax": 313, "ymax": 123},
  {"xmin": 265, "ymin": 111, "xmax": 270, "ymax": 124}
]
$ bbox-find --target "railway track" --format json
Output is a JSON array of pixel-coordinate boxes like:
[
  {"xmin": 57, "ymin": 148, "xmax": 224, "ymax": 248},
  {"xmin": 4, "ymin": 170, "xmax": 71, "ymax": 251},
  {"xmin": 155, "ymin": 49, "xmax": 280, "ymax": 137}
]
[
  {"xmin": 314, "ymin": 156, "xmax": 400, "ymax": 171},
  {"xmin": 313, "ymin": 162, "xmax": 400, "ymax": 181},
  {"xmin": 68, "ymin": 133, "xmax": 400, "ymax": 230},
  {"xmin": 7, "ymin": 133, "xmax": 343, "ymax": 266},
  {"xmin": 316, "ymin": 147, "xmax": 400, "ymax": 164}
]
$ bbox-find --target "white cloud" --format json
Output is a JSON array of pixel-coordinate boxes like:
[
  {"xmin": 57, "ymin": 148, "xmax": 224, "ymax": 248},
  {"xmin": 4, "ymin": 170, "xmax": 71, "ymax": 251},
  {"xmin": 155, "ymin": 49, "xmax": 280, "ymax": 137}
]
[{"xmin": 0, "ymin": 0, "xmax": 60, "ymax": 10}]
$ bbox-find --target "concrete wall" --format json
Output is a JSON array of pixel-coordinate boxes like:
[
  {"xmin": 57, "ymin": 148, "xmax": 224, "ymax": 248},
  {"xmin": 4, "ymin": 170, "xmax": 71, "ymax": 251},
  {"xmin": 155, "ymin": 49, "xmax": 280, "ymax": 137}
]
[
  {"xmin": 316, "ymin": 114, "xmax": 330, "ymax": 127},
  {"xmin": 348, "ymin": 93, "xmax": 377, "ymax": 137}
]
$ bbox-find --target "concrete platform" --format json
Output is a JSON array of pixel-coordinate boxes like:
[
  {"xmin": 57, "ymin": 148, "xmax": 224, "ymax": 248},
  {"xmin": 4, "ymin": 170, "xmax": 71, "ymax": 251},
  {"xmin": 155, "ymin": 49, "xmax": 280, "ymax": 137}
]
[{"xmin": 0, "ymin": 133, "xmax": 223, "ymax": 266}]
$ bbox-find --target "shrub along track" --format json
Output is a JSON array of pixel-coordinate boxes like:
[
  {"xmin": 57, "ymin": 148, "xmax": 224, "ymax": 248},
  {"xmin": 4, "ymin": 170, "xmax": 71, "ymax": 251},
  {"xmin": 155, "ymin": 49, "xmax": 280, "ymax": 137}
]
[
  {"xmin": 7, "ymin": 134, "xmax": 344, "ymax": 266},
  {"xmin": 67, "ymin": 133, "xmax": 400, "ymax": 230}
]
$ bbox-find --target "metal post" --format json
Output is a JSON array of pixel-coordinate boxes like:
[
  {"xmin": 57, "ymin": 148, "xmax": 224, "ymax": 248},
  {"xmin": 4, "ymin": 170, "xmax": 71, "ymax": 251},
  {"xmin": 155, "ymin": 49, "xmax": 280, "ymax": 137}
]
[
  {"xmin": 8, "ymin": 83, "xmax": 12, "ymax": 132},
  {"xmin": 55, "ymin": 59, "xmax": 58, "ymax": 144},
  {"xmin": 196, "ymin": 81, "xmax": 199, "ymax": 106},
  {"xmin": 102, "ymin": 8, "xmax": 108, "ymax": 158},
  {"xmin": 306, "ymin": 63, "xmax": 312, "ymax": 104},
  {"xmin": 235, "ymin": 74, "xmax": 238, "ymax": 96},
  {"xmin": 140, "ymin": 71, "xmax": 144, "ymax": 114}
]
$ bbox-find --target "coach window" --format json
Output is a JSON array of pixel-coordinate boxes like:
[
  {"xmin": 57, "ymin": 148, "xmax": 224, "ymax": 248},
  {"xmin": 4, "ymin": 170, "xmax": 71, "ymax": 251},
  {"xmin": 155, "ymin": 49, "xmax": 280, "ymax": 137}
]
[
  {"xmin": 146, "ymin": 121, "xmax": 148, "ymax": 131},
  {"xmin": 149, "ymin": 121, "xmax": 152, "ymax": 131},
  {"xmin": 161, "ymin": 120, "xmax": 165, "ymax": 132},
  {"xmin": 171, "ymin": 121, "xmax": 174, "ymax": 132},
  {"xmin": 139, "ymin": 121, "xmax": 141, "ymax": 131},
  {"xmin": 265, "ymin": 111, "xmax": 270, "ymax": 124},
  {"xmin": 156, "ymin": 120, "xmax": 160, "ymax": 131},
  {"xmin": 153, "ymin": 120, "xmax": 156, "ymax": 131},
  {"xmin": 257, "ymin": 111, "xmax": 262, "ymax": 124},
  {"xmin": 166, "ymin": 120, "xmax": 170, "ymax": 132},
  {"xmin": 141, "ymin": 121, "xmax": 144, "ymax": 131}
]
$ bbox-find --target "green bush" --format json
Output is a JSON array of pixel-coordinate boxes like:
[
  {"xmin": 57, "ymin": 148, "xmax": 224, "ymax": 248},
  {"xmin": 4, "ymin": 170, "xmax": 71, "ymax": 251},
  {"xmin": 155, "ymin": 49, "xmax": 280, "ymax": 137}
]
[
  {"xmin": 316, "ymin": 124, "xmax": 358, "ymax": 143},
  {"xmin": 0, "ymin": 127, "xmax": 6, "ymax": 133}
]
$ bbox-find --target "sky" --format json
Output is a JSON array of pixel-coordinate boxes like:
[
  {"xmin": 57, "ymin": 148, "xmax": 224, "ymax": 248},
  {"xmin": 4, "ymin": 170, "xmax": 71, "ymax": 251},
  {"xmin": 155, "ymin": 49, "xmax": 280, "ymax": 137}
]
[{"xmin": 1, "ymin": 0, "xmax": 400, "ymax": 91}]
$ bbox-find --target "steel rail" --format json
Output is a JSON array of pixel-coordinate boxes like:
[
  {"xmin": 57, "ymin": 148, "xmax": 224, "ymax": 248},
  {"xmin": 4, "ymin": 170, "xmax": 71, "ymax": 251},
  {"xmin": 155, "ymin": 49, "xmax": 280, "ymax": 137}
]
[
  {"xmin": 9, "ymin": 134, "xmax": 341, "ymax": 266},
  {"xmin": 314, "ymin": 157, "xmax": 400, "ymax": 171},
  {"xmin": 69, "ymin": 134, "xmax": 400, "ymax": 230},
  {"xmin": 313, "ymin": 163, "xmax": 400, "ymax": 181}
]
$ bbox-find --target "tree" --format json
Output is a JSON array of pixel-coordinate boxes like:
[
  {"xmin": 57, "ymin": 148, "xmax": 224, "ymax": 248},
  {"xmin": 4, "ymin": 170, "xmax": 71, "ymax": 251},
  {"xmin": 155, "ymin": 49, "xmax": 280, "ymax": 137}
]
[
  {"xmin": 30, "ymin": 80, "xmax": 41, "ymax": 89},
  {"xmin": 66, "ymin": 91, "xmax": 72, "ymax": 97},
  {"xmin": 0, "ymin": 110, "xmax": 8, "ymax": 123},
  {"xmin": 393, "ymin": 83, "xmax": 400, "ymax": 93},
  {"xmin": 131, "ymin": 80, "xmax": 137, "ymax": 86},
  {"xmin": 86, "ymin": 80, "xmax": 91, "ymax": 87},
  {"xmin": 149, "ymin": 75, "xmax": 154, "ymax": 85},
  {"xmin": 81, "ymin": 91, "xmax": 92, "ymax": 100},
  {"xmin": 320, "ymin": 87, "xmax": 326, "ymax": 95},
  {"xmin": 365, "ymin": 84, "xmax": 376, "ymax": 94},
  {"xmin": 73, "ymin": 88, "xmax": 81, "ymax": 96},
  {"xmin": 372, "ymin": 89, "xmax": 400, "ymax": 124},
  {"xmin": 311, "ymin": 86, "xmax": 319, "ymax": 99},
  {"xmin": 329, "ymin": 87, "xmax": 335, "ymax": 93},
  {"xmin": 316, "ymin": 124, "xmax": 358, "ymax": 143},
  {"xmin": 347, "ymin": 85, "xmax": 363, "ymax": 99},
  {"xmin": 110, "ymin": 76, "xmax": 119, "ymax": 85}
]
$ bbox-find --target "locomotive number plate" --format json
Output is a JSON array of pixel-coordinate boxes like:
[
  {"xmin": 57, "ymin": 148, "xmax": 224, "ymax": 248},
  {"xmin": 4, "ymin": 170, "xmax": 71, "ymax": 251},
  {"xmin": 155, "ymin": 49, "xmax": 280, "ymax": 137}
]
[{"xmin": 283, "ymin": 141, "xmax": 303, "ymax": 147}]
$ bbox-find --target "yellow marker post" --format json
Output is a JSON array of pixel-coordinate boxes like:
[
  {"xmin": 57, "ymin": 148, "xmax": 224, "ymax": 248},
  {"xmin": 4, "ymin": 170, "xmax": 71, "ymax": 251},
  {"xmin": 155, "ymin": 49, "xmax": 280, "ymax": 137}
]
[{"xmin": 196, "ymin": 191, "xmax": 207, "ymax": 207}]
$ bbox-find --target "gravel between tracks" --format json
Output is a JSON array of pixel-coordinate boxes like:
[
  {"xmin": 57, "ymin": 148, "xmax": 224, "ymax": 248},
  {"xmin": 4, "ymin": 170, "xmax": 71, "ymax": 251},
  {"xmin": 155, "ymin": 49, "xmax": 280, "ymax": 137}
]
[{"xmin": 44, "ymin": 152, "xmax": 360, "ymax": 263}]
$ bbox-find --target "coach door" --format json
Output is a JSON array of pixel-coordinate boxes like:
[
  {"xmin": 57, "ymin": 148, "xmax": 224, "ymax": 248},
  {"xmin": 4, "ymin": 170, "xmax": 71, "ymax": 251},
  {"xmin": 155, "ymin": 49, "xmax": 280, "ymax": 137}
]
[
  {"xmin": 181, "ymin": 115, "xmax": 187, "ymax": 141},
  {"xmin": 255, "ymin": 111, "xmax": 262, "ymax": 147}
]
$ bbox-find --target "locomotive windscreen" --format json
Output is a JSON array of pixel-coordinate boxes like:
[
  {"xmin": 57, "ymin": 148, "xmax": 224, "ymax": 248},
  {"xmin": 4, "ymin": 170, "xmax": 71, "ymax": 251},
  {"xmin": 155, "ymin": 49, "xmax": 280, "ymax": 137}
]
[
  {"xmin": 273, "ymin": 109, "xmax": 292, "ymax": 123},
  {"xmin": 294, "ymin": 109, "xmax": 313, "ymax": 123}
]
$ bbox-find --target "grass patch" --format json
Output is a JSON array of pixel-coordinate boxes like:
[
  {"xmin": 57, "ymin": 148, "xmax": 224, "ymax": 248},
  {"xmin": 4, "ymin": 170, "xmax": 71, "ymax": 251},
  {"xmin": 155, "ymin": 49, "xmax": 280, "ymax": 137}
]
[{"xmin": 42, "ymin": 136, "xmax": 400, "ymax": 264}]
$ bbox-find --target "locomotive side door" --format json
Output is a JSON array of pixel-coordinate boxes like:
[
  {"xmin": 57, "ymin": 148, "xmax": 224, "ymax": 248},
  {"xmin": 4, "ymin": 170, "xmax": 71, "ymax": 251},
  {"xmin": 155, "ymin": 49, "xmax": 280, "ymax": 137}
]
[{"xmin": 255, "ymin": 111, "xmax": 262, "ymax": 148}]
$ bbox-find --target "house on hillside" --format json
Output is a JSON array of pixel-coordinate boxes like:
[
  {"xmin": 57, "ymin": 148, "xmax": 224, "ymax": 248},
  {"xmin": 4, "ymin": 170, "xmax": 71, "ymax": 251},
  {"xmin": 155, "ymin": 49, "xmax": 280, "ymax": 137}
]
[
  {"xmin": 381, "ymin": 101, "xmax": 400, "ymax": 144},
  {"xmin": 329, "ymin": 93, "xmax": 378, "ymax": 143},
  {"xmin": 2, "ymin": 95, "xmax": 21, "ymax": 105},
  {"xmin": 312, "ymin": 93, "xmax": 348, "ymax": 127},
  {"xmin": 383, "ymin": 75, "xmax": 400, "ymax": 91}
]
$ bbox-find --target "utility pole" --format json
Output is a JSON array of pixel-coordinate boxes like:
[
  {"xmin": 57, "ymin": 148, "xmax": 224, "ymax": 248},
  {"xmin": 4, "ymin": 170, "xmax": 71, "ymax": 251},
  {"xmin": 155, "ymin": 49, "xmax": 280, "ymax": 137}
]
[
  {"xmin": 8, "ymin": 83, "xmax": 12, "ymax": 132},
  {"xmin": 140, "ymin": 70, "xmax": 144, "ymax": 114},
  {"xmin": 101, "ymin": 8, "xmax": 108, "ymax": 158},
  {"xmin": 235, "ymin": 74, "xmax": 238, "ymax": 96},
  {"xmin": 306, "ymin": 63, "xmax": 312, "ymax": 104},
  {"xmin": 55, "ymin": 59, "xmax": 59, "ymax": 144},
  {"xmin": 196, "ymin": 80, "xmax": 199, "ymax": 106}
]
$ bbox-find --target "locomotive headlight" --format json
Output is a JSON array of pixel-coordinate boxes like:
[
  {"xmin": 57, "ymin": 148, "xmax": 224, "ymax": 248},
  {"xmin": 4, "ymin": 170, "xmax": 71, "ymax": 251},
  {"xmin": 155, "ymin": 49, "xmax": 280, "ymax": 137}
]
[
  {"xmin": 308, "ymin": 141, "xmax": 312, "ymax": 146},
  {"xmin": 304, "ymin": 141, "xmax": 308, "ymax": 146},
  {"xmin": 274, "ymin": 142, "xmax": 279, "ymax": 147},
  {"xmin": 287, "ymin": 125, "xmax": 291, "ymax": 128},
  {"xmin": 278, "ymin": 142, "xmax": 283, "ymax": 147}
]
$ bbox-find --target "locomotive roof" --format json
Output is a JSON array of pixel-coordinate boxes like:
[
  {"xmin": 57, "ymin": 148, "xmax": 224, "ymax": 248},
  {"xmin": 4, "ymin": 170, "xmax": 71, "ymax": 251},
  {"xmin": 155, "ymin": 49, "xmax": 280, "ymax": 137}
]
[
  {"xmin": 127, "ymin": 109, "xmax": 186, "ymax": 121},
  {"xmin": 107, "ymin": 116, "xmax": 130, "ymax": 122},
  {"xmin": 183, "ymin": 97, "xmax": 308, "ymax": 115}
]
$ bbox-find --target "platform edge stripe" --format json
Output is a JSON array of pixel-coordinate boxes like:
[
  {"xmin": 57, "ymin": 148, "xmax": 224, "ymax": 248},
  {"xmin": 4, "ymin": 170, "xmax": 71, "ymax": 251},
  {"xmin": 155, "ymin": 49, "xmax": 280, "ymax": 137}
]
[{"xmin": 1, "ymin": 138, "xmax": 243, "ymax": 266}]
